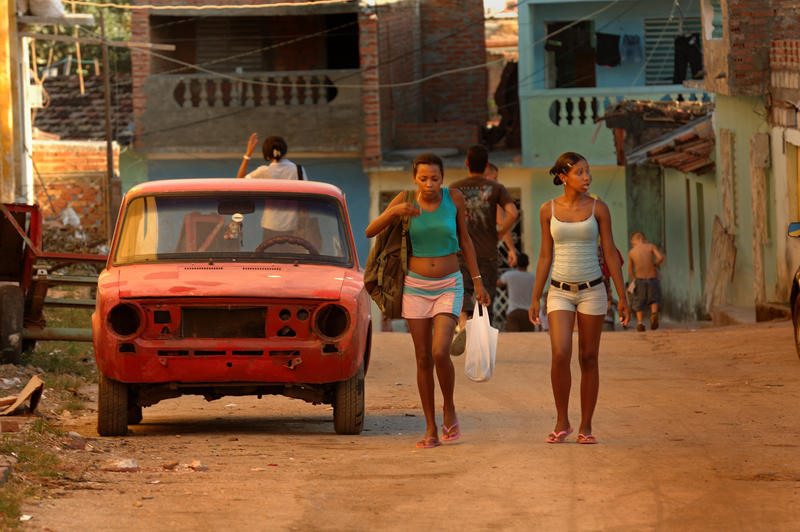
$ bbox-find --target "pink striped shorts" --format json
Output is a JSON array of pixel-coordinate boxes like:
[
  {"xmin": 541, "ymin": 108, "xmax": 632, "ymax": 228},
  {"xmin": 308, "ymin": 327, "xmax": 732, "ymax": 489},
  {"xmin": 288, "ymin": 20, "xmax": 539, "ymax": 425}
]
[{"xmin": 401, "ymin": 271, "xmax": 463, "ymax": 320}]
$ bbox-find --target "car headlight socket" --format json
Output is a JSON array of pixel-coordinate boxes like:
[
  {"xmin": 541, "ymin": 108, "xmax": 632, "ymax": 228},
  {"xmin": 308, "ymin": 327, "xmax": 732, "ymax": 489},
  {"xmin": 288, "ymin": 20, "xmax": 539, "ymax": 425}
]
[
  {"xmin": 107, "ymin": 302, "xmax": 144, "ymax": 339},
  {"xmin": 313, "ymin": 304, "xmax": 350, "ymax": 341}
]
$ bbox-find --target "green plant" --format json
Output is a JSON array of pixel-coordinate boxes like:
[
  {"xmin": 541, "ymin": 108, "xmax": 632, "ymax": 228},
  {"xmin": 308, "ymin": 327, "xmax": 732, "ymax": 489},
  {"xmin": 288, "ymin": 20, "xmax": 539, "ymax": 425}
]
[{"xmin": 0, "ymin": 420, "xmax": 67, "ymax": 529}]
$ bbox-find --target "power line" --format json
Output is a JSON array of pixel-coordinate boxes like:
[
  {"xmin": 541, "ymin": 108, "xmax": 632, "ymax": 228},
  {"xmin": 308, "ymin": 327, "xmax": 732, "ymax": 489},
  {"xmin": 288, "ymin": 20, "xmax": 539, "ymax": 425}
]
[{"xmin": 66, "ymin": 0, "xmax": 357, "ymax": 10}]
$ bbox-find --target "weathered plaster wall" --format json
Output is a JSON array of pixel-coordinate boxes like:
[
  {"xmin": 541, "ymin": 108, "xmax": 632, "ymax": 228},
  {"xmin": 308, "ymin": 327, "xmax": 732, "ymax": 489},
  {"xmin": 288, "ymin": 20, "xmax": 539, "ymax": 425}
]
[
  {"xmin": 713, "ymin": 95, "xmax": 778, "ymax": 306},
  {"xmin": 660, "ymin": 167, "xmax": 718, "ymax": 320}
]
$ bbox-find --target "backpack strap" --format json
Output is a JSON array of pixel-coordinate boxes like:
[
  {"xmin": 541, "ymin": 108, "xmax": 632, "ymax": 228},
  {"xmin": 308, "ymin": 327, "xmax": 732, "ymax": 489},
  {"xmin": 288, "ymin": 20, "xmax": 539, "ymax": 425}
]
[
  {"xmin": 400, "ymin": 190, "xmax": 414, "ymax": 275},
  {"xmin": 296, "ymin": 164, "xmax": 304, "ymax": 180}
]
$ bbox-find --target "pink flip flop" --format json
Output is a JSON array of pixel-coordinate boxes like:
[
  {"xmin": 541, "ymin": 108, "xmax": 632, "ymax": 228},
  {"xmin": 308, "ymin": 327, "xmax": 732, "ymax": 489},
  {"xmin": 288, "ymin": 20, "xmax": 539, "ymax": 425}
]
[
  {"xmin": 546, "ymin": 428, "xmax": 573, "ymax": 444},
  {"xmin": 416, "ymin": 437, "xmax": 442, "ymax": 449},
  {"xmin": 442, "ymin": 422, "xmax": 461, "ymax": 442},
  {"xmin": 577, "ymin": 433, "xmax": 599, "ymax": 444}
]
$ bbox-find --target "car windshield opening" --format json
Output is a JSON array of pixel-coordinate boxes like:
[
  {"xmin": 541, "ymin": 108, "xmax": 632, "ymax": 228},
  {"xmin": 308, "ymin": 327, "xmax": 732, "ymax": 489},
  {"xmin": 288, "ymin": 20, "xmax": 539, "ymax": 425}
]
[{"xmin": 113, "ymin": 193, "xmax": 352, "ymax": 265}]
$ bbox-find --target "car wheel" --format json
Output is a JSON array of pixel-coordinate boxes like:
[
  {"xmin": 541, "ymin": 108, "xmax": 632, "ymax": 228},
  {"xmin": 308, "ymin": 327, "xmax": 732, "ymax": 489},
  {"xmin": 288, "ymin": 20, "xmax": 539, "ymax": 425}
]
[
  {"xmin": 333, "ymin": 364, "xmax": 365, "ymax": 435},
  {"xmin": 127, "ymin": 403, "xmax": 143, "ymax": 425},
  {"xmin": 0, "ymin": 285, "xmax": 24, "ymax": 365},
  {"xmin": 97, "ymin": 373, "xmax": 129, "ymax": 436},
  {"xmin": 794, "ymin": 296, "xmax": 800, "ymax": 361}
]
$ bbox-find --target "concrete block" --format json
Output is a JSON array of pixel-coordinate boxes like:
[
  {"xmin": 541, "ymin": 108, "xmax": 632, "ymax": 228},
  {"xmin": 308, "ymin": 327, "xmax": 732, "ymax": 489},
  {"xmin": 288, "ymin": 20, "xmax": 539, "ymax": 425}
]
[
  {"xmin": 0, "ymin": 420, "xmax": 20, "ymax": 433},
  {"xmin": 711, "ymin": 305, "xmax": 756, "ymax": 326},
  {"xmin": 755, "ymin": 303, "xmax": 791, "ymax": 322}
]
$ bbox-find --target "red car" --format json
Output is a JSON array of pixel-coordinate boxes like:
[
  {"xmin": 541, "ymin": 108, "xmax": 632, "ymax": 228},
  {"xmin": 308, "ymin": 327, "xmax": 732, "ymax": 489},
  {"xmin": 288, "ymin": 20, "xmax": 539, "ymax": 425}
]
[{"xmin": 92, "ymin": 178, "xmax": 372, "ymax": 436}]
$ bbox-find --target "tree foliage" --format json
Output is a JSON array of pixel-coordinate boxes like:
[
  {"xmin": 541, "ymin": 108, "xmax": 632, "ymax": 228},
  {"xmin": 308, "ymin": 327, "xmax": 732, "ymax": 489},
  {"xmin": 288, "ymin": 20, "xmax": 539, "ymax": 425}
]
[{"xmin": 29, "ymin": 0, "xmax": 132, "ymax": 76}]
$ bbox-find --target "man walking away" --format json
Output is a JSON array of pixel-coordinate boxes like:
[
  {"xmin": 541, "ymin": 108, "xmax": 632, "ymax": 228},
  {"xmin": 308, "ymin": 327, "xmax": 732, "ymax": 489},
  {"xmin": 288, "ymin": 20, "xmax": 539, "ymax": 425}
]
[
  {"xmin": 497, "ymin": 253, "xmax": 536, "ymax": 332},
  {"xmin": 627, "ymin": 232, "xmax": 664, "ymax": 331},
  {"xmin": 450, "ymin": 145, "xmax": 518, "ymax": 355}
]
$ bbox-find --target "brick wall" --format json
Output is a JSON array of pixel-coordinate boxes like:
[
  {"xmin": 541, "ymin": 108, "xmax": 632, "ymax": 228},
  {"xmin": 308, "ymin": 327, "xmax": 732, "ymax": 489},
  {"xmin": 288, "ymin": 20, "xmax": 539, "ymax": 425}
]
[
  {"xmin": 394, "ymin": 121, "xmax": 478, "ymax": 149},
  {"xmin": 375, "ymin": 1, "xmax": 423, "ymax": 155},
  {"xmin": 419, "ymin": 0, "xmax": 486, "ymax": 124},
  {"xmin": 706, "ymin": 0, "xmax": 800, "ymax": 96},
  {"xmin": 360, "ymin": 10, "xmax": 382, "ymax": 167},
  {"xmin": 31, "ymin": 140, "xmax": 120, "ymax": 237},
  {"xmin": 727, "ymin": 0, "xmax": 771, "ymax": 94}
]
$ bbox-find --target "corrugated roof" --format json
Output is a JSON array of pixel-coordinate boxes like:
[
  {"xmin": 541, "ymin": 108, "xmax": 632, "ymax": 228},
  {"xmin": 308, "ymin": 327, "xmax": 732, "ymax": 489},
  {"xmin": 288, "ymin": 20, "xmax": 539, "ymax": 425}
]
[
  {"xmin": 601, "ymin": 99, "xmax": 715, "ymax": 174},
  {"xmin": 626, "ymin": 114, "xmax": 715, "ymax": 174}
]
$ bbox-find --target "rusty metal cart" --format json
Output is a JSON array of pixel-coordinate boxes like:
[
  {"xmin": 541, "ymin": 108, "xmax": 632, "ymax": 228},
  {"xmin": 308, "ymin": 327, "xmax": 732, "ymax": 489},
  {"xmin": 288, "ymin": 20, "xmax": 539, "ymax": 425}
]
[{"xmin": 0, "ymin": 202, "xmax": 107, "ymax": 364}]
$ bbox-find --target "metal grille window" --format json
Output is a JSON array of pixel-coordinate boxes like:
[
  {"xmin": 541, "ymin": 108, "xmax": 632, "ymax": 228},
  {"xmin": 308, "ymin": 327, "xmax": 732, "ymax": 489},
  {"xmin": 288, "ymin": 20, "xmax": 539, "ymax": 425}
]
[{"xmin": 644, "ymin": 18, "xmax": 702, "ymax": 85}]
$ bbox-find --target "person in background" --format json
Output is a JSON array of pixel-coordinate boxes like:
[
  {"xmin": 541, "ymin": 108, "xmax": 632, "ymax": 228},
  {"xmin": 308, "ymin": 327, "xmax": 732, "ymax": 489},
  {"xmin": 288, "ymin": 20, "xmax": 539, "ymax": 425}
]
[
  {"xmin": 450, "ymin": 145, "xmax": 518, "ymax": 356},
  {"xmin": 236, "ymin": 133, "xmax": 310, "ymax": 244},
  {"xmin": 237, "ymin": 133, "xmax": 307, "ymax": 181},
  {"xmin": 497, "ymin": 253, "xmax": 535, "ymax": 332},
  {"xmin": 529, "ymin": 152, "xmax": 630, "ymax": 445},
  {"xmin": 365, "ymin": 153, "xmax": 488, "ymax": 449},
  {"xmin": 485, "ymin": 162, "xmax": 518, "ymax": 268},
  {"xmin": 627, "ymin": 232, "xmax": 664, "ymax": 331}
]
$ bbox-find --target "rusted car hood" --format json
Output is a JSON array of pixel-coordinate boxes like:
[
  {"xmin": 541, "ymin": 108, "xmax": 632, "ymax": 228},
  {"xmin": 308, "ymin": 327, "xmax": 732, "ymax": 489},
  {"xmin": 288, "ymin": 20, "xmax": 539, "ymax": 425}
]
[{"xmin": 113, "ymin": 263, "xmax": 348, "ymax": 300}]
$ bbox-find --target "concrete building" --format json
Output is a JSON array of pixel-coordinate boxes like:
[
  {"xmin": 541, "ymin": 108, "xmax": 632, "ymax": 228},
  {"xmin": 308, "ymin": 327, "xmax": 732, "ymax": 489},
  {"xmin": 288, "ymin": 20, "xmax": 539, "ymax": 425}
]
[{"xmin": 129, "ymin": 0, "xmax": 487, "ymax": 264}]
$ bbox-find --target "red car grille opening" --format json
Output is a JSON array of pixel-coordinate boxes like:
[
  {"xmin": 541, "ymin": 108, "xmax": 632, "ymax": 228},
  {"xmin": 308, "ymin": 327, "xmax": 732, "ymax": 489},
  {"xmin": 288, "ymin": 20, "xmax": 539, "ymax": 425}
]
[{"xmin": 180, "ymin": 307, "xmax": 267, "ymax": 338}]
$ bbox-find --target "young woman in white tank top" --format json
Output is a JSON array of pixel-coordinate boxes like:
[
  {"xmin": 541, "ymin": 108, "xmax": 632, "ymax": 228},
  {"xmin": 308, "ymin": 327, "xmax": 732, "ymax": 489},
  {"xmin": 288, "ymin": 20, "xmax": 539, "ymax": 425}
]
[{"xmin": 528, "ymin": 152, "xmax": 630, "ymax": 445}]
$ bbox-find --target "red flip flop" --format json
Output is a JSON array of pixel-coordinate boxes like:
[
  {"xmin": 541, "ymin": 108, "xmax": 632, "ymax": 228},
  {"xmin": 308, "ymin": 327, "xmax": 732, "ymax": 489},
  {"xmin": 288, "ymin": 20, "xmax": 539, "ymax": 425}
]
[
  {"xmin": 546, "ymin": 428, "xmax": 573, "ymax": 443},
  {"xmin": 577, "ymin": 433, "xmax": 599, "ymax": 444},
  {"xmin": 415, "ymin": 437, "xmax": 441, "ymax": 449},
  {"xmin": 442, "ymin": 422, "xmax": 460, "ymax": 442}
]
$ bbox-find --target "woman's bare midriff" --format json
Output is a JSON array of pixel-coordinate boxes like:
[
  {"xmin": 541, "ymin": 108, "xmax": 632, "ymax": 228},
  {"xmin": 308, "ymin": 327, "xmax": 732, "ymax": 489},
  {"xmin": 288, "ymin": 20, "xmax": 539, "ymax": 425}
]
[{"xmin": 408, "ymin": 253, "xmax": 460, "ymax": 278}]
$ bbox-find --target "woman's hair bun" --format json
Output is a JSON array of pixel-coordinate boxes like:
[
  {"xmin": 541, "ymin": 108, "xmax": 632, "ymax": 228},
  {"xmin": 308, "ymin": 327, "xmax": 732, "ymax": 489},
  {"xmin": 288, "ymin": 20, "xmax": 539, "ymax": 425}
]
[{"xmin": 549, "ymin": 152, "xmax": 585, "ymax": 186}]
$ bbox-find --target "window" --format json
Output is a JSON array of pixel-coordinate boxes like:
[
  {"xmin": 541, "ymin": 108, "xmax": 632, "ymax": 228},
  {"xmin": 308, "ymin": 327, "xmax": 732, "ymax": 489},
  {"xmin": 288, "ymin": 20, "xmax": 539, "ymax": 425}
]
[{"xmin": 644, "ymin": 18, "xmax": 702, "ymax": 85}]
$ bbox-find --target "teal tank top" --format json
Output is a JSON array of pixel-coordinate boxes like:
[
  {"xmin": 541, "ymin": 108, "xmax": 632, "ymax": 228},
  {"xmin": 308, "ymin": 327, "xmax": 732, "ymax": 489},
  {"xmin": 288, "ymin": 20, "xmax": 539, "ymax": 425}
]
[{"xmin": 409, "ymin": 188, "xmax": 460, "ymax": 257}]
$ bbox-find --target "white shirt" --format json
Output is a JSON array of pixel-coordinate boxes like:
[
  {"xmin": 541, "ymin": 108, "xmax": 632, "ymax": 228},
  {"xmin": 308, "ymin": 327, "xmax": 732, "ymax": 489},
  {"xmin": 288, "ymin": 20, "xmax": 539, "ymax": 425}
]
[
  {"xmin": 500, "ymin": 269, "xmax": 535, "ymax": 314},
  {"xmin": 245, "ymin": 159, "xmax": 308, "ymax": 231}
]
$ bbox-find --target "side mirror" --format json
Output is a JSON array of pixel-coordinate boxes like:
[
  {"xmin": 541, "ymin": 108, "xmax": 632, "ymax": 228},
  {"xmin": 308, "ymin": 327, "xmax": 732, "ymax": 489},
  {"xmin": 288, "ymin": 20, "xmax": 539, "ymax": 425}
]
[{"xmin": 789, "ymin": 222, "xmax": 800, "ymax": 237}]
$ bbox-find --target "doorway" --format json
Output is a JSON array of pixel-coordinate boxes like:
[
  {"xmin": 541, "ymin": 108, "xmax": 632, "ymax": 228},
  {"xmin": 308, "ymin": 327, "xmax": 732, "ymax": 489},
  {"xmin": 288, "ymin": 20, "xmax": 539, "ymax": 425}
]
[{"xmin": 545, "ymin": 21, "xmax": 596, "ymax": 88}]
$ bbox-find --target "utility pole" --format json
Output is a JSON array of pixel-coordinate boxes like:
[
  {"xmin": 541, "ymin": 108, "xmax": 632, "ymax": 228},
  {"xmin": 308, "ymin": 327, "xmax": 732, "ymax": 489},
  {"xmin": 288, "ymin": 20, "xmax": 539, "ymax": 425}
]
[
  {"xmin": 100, "ymin": 11, "xmax": 113, "ymax": 240},
  {"xmin": 0, "ymin": 0, "xmax": 21, "ymax": 203}
]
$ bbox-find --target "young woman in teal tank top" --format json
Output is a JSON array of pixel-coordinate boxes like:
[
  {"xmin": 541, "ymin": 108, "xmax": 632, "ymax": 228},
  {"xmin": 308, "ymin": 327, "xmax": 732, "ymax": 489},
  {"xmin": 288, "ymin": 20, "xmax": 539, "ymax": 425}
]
[
  {"xmin": 529, "ymin": 152, "xmax": 631, "ymax": 445},
  {"xmin": 366, "ymin": 153, "xmax": 489, "ymax": 449}
]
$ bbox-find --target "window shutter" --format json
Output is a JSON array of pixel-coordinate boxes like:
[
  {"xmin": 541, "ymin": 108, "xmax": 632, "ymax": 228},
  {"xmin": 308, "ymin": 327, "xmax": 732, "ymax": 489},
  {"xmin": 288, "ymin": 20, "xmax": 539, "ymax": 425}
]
[{"xmin": 643, "ymin": 18, "xmax": 702, "ymax": 85}]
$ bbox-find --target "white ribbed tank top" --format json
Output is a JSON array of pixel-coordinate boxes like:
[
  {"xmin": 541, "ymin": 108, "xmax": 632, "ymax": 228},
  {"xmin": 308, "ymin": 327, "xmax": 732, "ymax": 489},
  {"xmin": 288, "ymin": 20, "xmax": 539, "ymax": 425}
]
[{"xmin": 550, "ymin": 199, "xmax": 603, "ymax": 282}]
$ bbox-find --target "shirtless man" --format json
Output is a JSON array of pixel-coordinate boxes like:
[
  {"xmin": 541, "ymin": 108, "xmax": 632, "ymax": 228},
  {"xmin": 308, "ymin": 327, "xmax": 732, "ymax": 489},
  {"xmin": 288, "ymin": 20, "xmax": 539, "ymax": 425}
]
[{"xmin": 627, "ymin": 232, "xmax": 664, "ymax": 331}]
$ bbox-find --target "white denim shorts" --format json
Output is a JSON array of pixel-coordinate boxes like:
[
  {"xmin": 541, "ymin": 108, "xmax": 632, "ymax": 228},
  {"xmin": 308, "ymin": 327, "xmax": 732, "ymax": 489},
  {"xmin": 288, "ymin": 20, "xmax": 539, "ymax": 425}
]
[{"xmin": 547, "ymin": 282, "xmax": 607, "ymax": 316}]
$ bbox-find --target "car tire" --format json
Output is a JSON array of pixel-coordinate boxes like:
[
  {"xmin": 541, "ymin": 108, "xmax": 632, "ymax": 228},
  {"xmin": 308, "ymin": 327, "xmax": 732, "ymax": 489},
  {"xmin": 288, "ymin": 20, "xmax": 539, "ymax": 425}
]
[
  {"xmin": 333, "ymin": 364, "xmax": 365, "ymax": 435},
  {"xmin": 127, "ymin": 403, "xmax": 143, "ymax": 425},
  {"xmin": 97, "ymin": 373, "xmax": 128, "ymax": 436},
  {"xmin": 794, "ymin": 296, "xmax": 800, "ymax": 361},
  {"xmin": 0, "ymin": 285, "xmax": 24, "ymax": 365}
]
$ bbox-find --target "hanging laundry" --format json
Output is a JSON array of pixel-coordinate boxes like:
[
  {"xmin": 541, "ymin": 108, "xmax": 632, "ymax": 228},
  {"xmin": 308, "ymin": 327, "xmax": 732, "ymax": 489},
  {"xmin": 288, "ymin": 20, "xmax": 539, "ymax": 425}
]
[
  {"xmin": 596, "ymin": 33, "xmax": 621, "ymax": 67},
  {"xmin": 673, "ymin": 33, "xmax": 703, "ymax": 83},
  {"xmin": 621, "ymin": 34, "xmax": 643, "ymax": 63}
]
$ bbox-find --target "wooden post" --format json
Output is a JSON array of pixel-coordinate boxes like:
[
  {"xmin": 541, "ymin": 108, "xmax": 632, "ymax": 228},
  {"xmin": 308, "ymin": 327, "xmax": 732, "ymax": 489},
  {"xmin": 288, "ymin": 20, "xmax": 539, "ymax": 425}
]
[
  {"xmin": 100, "ymin": 11, "xmax": 114, "ymax": 241},
  {"xmin": 71, "ymin": 1, "xmax": 84, "ymax": 94},
  {"xmin": 719, "ymin": 128, "xmax": 736, "ymax": 234},
  {"xmin": 750, "ymin": 133, "xmax": 770, "ymax": 306}
]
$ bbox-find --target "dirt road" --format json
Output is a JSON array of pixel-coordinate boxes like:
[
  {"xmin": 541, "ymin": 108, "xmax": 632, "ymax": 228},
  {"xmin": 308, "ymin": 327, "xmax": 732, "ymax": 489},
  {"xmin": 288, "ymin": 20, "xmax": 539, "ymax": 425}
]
[{"xmin": 22, "ymin": 321, "xmax": 800, "ymax": 531}]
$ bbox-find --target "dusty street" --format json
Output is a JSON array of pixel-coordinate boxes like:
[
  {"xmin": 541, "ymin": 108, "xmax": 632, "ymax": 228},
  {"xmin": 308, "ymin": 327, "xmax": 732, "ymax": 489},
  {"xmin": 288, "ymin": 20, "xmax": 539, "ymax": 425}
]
[{"xmin": 22, "ymin": 321, "xmax": 800, "ymax": 531}]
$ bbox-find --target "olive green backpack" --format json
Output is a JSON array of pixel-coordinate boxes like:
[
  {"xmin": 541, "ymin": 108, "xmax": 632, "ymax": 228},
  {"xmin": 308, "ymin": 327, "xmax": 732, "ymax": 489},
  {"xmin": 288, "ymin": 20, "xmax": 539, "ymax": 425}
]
[{"xmin": 363, "ymin": 190, "xmax": 414, "ymax": 320}]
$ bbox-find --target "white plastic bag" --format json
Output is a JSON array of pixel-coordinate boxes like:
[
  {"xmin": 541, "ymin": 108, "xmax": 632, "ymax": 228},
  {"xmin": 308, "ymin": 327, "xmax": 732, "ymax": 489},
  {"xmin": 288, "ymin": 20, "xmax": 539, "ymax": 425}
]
[{"xmin": 464, "ymin": 304, "xmax": 498, "ymax": 382}]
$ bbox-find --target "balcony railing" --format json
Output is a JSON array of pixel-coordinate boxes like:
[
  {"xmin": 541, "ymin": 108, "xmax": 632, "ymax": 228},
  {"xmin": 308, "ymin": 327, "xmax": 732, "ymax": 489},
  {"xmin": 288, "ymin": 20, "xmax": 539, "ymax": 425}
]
[
  {"xmin": 140, "ymin": 69, "xmax": 362, "ymax": 153},
  {"xmin": 171, "ymin": 72, "xmax": 341, "ymax": 109},
  {"xmin": 521, "ymin": 85, "xmax": 713, "ymax": 166}
]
